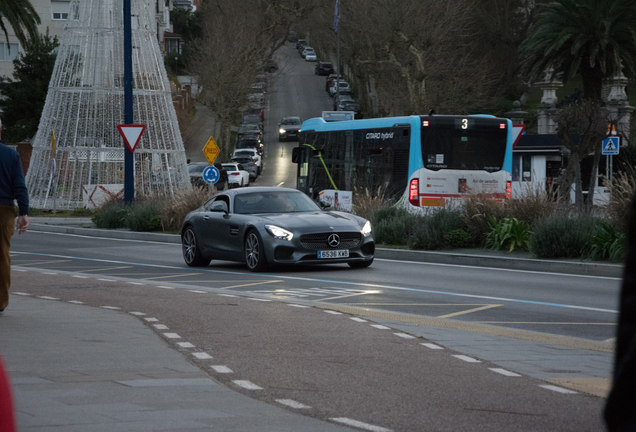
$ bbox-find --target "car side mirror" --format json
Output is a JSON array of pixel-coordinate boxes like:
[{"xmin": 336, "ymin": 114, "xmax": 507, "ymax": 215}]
[
  {"xmin": 318, "ymin": 201, "xmax": 331, "ymax": 211},
  {"xmin": 291, "ymin": 147, "xmax": 301, "ymax": 164}
]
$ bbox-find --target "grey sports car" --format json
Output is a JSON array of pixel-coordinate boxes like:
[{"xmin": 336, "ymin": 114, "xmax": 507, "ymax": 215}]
[{"xmin": 181, "ymin": 187, "xmax": 375, "ymax": 271}]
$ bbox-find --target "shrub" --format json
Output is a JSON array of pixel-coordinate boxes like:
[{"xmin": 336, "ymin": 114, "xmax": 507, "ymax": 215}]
[
  {"xmin": 459, "ymin": 193, "xmax": 509, "ymax": 246},
  {"xmin": 445, "ymin": 229, "xmax": 473, "ymax": 248},
  {"xmin": 529, "ymin": 214, "xmax": 599, "ymax": 259},
  {"xmin": 584, "ymin": 222, "xmax": 626, "ymax": 262},
  {"xmin": 484, "ymin": 217, "xmax": 531, "ymax": 252},
  {"xmin": 92, "ymin": 200, "xmax": 128, "ymax": 229},
  {"xmin": 605, "ymin": 169, "xmax": 636, "ymax": 233},
  {"xmin": 155, "ymin": 185, "xmax": 212, "ymax": 232},
  {"xmin": 125, "ymin": 202, "xmax": 162, "ymax": 232},
  {"xmin": 373, "ymin": 207, "xmax": 422, "ymax": 245},
  {"xmin": 505, "ymin": 182, "xmax": 561, "ymax": 227},
  {"xmin": 408, "ymin": 222, "xmax": 444, "ymax": 250},
  {"xmin": 352, "ymin": 184, "xmax": 392, "ymax": 222}
]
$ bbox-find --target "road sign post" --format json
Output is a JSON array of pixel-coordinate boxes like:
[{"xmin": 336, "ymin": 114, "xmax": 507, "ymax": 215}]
[
  {"xmin": 123, "ymin": 0, "xmax": 134, "ymax": 204},
  {"xmin": 202, "ymin": 136, "xmax": 220, "ymax": 165},
  {"xmin": 602, "ymin": 136, "xmax": 620, "ymax": 184}
]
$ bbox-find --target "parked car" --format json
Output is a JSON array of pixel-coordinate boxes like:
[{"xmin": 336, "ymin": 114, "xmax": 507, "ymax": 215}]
[
  {"xmin": 188, "ymin": 162, "xmax": 228, "ymax": 189},
  {"xmin": 333, "ymin": 88, "xmax": 353, "ymax": 100},
  {"xmin": 238, "ymin": 124, "xmax": 263, "ymax": 139},
  {"xmin": 247, "ymin": 92, "xmax": 264, "ymax": 104},
  {"xmin": 326, "ymin": 74, "xmax": 344, "ymax": 92},
  {"xmin": 232, "ymin": 148, "xmax": 262, "ymax": 175},
  {"xmin": 341, "ymin": 101, "xmax": 363, "ymax": 119},
  {"xmin": 288, "ymin": 31, "xmax": 298, "ymax": 43},
  {"xmin": 222, "ymin": 163, "xmax": 250, "ymax": 188},
  {"xmin": 242, "ymin": 114, "xmax": 263, "ymax": 131},
  {"xmin": 236, "ymin": 137, "xmax": 263, "ymax": 155},
  {"xmin": 180, "ymin": 187, "xmax": 375, "ymax": 271},
  {"xmin": 329, "ymin": 81, "xmax": 350, "ymax": 97},
  {"xmin": 231, "ymin": 156, "xmax": 258, "ymax": 181},
  {"xmin": 278, "ymin": 116, "xmax": 303, "ymax": 141},
  {"xmin": 301, "ymin": 47, "xmax": 314, "ymax": 58},
  {"xmin": 295, "ymin": 39, "xmax": 307, "ymax": 50},
  {"xmin": 244, "ymin": 105, "xmax": 264, "ymax": 122},
  {"xmin": 315, "ymin": 62, "xmax": 334, "ymax": 75},
  {"xmin": 305, "ymin": 51, "xmax": 317, "ymax": 62}
]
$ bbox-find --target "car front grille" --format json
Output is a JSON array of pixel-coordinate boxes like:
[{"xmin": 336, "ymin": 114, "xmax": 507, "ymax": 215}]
[{"xmin": 299, "ymin": 232, "xmax": 362, "ymax": 250}]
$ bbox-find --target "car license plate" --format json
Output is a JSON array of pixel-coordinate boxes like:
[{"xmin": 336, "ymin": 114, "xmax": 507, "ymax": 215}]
[{"xmin": 317, "ymin": 250, "xmax": 349, "ymax": 259}]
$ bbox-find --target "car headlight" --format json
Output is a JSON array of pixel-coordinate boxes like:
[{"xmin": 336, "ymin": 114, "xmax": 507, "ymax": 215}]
[
  {"xmin": 265, "ymin": 225, "xmax": 294, "ymax": 241},
  {"xmin": 361, "ymin": 221, "xmax": 372, "ymax": 237},
  {"xmin": 279, "ymin": 128, "xmax": 286, "ymax": 134}
]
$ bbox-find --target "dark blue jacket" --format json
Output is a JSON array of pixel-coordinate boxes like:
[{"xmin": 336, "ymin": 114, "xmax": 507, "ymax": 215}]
[{"xmin": 0, "ymin": 142, "xmax": 29, "ymax": 215}]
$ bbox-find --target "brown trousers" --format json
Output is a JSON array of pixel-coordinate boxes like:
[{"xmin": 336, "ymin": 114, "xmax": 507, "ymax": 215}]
[{"xmin": 0, "ymin": 206, "xmax": 15, "ymax": 311}]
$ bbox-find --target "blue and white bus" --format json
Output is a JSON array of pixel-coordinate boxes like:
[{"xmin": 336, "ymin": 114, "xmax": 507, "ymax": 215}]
[{"xmin": 293, "ymin": 114, "xmax": 514, "ymax": 210}]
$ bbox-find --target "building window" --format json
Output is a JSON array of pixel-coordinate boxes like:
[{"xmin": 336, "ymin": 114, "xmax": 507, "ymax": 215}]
[
  {"xmin": 51, "ymin": 1, "xmax": 71, "ymax": 20},
  {"xmin": 0, "ymin": 43, "xmax": 20, "ymax": 61}
]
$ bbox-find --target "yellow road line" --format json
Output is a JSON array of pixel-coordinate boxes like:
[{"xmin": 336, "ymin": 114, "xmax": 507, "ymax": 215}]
[
  {"xmin": 15, "ymin": 260, "xmax": 71, "ymax": 266},
  {"xmin": 222, "ymin": 280, "xmax": 282, "ymax": 289},
  {"xmin": 605, "ymin": 337, "xmax": 616, "ymax": 343},
  {"xmin": 476, "ymin": 322, "xmax": 615, "ymax": 325},
  {"xmin": 76, "ymin": 266, "xmax": 133, "ymax": 273},
  {"xmin": 438, "ymin": 304, "xmax": 501, "ymax": 319}
]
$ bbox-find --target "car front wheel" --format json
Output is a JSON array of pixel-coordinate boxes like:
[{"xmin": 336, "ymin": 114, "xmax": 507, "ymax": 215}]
[
  {"xmin": 245, "ymin": 230, "xmax": 267, "ymax": 272},
  {"xmin": 182, "ymin": 227, "xmax": 210, "ymax": 267}
]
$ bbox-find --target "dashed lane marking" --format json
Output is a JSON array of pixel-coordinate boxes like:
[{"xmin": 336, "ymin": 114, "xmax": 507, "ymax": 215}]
[
  {"xmin": 193, "ymin": 352, "xmax": 213, "ymax": 360},
  {"xmin": 177, "ymin": 342, "xmax": 195, "ymax": 348},
  {"xmin": 189, "ymin": 290, "xmax": 207, "ymax": 294},
  {"xmin": 100, "ymin": 306, "xmax": 120, "ymax": 310},
  {"xmin": 217, "ymin": 294, "xmax": 238, "ymax": 297},
  {"xmin": 211, "ymin": 365, "xmax": 233, "ymax": 373},
  {"xmin": 540, "ymin": 385, "xmax": 578, "ymax": 394},
  {"xmin": 370, "ymin": 325, "xmax": 390, "ymax": 330},
  {"xmin": 324, "ymin": 310, "xmax": 342, "ymax": 315},
  {"xmin": 163, "ymin": 333, "xmax": 181, "ymax": 339},
  {"xmin": 97, "ymin": 279, "xmax": 116, "ymax": 282},
  {"xmin": 394, "ymin": 333, "xmax": 415, "ymax": 339},
  {"xmin": 12, "ymin": 292, "xmax": 31, "ymax": 296},
  {"xmin": 153, "ymin": 324, "xmax": 168, "ymax": 330},
  {"xmin": 72, "ymin": 275, "xmax": 88, "ymax": 278},
  {"xmin": 276, "ymin": 399, "xmax": 310, "ymax": 409},
  {"xmin": 38, "ymin": 296, "xmax": 59, "ymax": 300},
  {"xmin": 130, "ymin": 312, "xmax": 146, "ymax": 316},
  {"xmin": 127, "ymin": 282, "xmax": 145, "ymax": 285},
  {"xmin": 248, "ymin": 298, "xmax": 272, "ymax": 302},
  {"xmin": 438, "ymin": 304, "xmax": 501, "ymax": 318},
  {"xmin": 233, "ymin": 380, "xmax": 263, "ymax": 390},
  {"xmin": 68, "ymin": 300, "xmax": 84, "ymax": 304},
  {"xmin": 157, "ymin": 286, "xmax": 174, "ymax": 289},
  {"xmin": 350, "ymin": 317, "xmax": 367, "ymax": 322},
  {"xmin": 489, "ymin": 368, "xmax": 521, "ymax": 377},
  {"xmin": 144, "ymin": 317, "xmax": 159, "ymax": 322},
  {"xmin": 330, "ymin": 417, "xmax": 393, "ymax": 432},
  {"xmin": 421, "ymin": 343, "xmax": 444, "ymax": 350},
  {"xmin": 288, "ymin": 304, "xmax": 309, "ymax": 308},
  {"xmin": 453, "ymin": 355, "xmax": 481, "ymax": 363}
]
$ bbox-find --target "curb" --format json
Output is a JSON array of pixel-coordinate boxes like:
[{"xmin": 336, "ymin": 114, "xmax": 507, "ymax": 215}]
[{"xmin": 29, "ymin": 223, "xmax": 623, "ymax": 278}]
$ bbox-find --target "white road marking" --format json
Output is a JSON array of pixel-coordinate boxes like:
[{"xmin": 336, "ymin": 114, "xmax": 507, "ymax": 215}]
[
  {"xmin": 12, "ymin": 292, "xmax": 31, "ymax": 296},
  {"xmin": 177, "ymin": 342, "xmax": 195, "ymax": 348},
  {"xmin": 100, "ymin": 306, "xmax": 120, "ymax": 310},
  {"xmin": 350, "ymin": 317, "xmax": 367, "ymax": 322},
  {"xmin": 288, "ymin": 304, "xmax": 309, "ymax": 308},
  {"xmin": 218, "ymin": 294, "xmax": 238, "ymax": 297},
  {"xmin": 233, "ymin": 380, "xmax": 263, "ymax": 390},
  {"xmin": 128, "ymin": 282, "xmax": 144, "ymax": 285},
  {"xmin": 489, "ymin": 368, "xmax": 521, "ymax": 377},
  {"xmin": 163, "ymin": 333, "xmax": 181, "ymax": 339},
  {"xmin": 97, "ymin": 279, "xmax": 115, "ymax": 282},
  {"xmin": 211, "ymin": 365, "xmax": 233, "ymax": 373},
  {"xmin": 157, "ymin": 286, "xmax": 174, "ymax": 289},
  {"xmin": 38, "ymin": 296, "xmax": 59, "ymax": 300},
  {"xmin": 68, "ymin": 300, "xmax": 84, "ymax": 304},
  {"xmin": 371, "ymin": 325, "xmax": 390, "ymax": 330},
  {"xmin": 276, "ymin": 399, "xmax": 310, "ymax": 409},
  {"xmin": 248, "ymin": 298, "xmax": 272, "ymax": 302},
  {"xmin": 153, "ymin": 324, "xmax": 168, "ymax": 330},
  {"xmin": 452, "ymin": 355, "xmax": 481, "ymax": 363},
  {"xmin": 144, "ymin": 317, "xmax": 159, "ymax": 322},
  {"xmin": 421, "ymin": 343, "xmax": 444, "ymax": 350},
  {"xmin": 72, "ymin": 275, "xmax": 88, "ymax": 279},
  {"xmin": 42, "ymin": 272, "xmax": 57, "ymax": 275},
  {"xmin": 394, "ymin": 333, "xmax": 415, "ymax": 339},
  {"xmin": 189, "ymin": 290, "xmax": 206, "ymax": 293},
  {"xmin": 330, "ymin": 417, "xmax": 393, "ymax": 432},
  {"xmin": 13, "ymin": 269, "xmax": 26, "ymax": 272},
  {"xmin": 325, "ymin": 310, "xmax": 342, "ymax": 315},
  {"xmin": 540, "ymin": 385, "xmax": 577, "ymax": 394},
  {"xmin": 130, "ymin": 312, "xmax": 146, "ymax": 316},
  {"xmin": 193, "ymin": 352, "xmax": 212, "ymax": 360}
]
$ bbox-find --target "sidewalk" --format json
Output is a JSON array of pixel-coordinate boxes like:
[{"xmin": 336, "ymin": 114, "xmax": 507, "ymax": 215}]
[
  {"xmin": 0, "ymin": 294, "xmax": 353, "ymax": 432},
  {"xmin": 28, "ymin": 217, "xmax": 624, "ymax": 278}
]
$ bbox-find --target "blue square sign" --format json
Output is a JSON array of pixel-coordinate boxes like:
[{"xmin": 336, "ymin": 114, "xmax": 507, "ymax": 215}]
[{"xmin": 602, "ymin": 137, "xmax": 620, "ymax": 155}]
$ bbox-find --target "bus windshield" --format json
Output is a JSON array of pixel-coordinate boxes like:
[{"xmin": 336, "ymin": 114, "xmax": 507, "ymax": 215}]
[{"xmin": 421, "ymin": 117, "xmax": 507, "ymax": 172}]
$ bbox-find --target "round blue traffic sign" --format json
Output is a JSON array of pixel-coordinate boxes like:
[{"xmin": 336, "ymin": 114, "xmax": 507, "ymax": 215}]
[{"xmin": 202, "ymin": 166, "xmax": 220, "ymax": 184}]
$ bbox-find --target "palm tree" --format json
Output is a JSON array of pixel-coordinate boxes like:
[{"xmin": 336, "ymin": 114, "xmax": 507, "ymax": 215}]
[
  {"xmin": 0, "ymin": 0, "xmax": 41, "ymax": 47},
  {"xmin": 521, "ymin": 0, "xmax": 636, "ymax": 100}
]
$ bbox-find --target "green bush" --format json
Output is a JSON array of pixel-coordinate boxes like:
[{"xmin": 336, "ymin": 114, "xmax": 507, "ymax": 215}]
[
  {"xmin": 529, "ymin": 214, "xmax": 599, "ymax": 259},
  {"xmin": 485, "ymin": 217, "xmax": 531, "ymax": 252},
  {"xmin": 584, "ymin": 222, "xmax": 626, "ymax": 262},
  {"xmin": 373, "ymin": 207, "xmax": 422, "ymax": 245},
  {"xmin": 408, "ymin": 223, "xmax": 444, "ymax": 250},
  {"xmin": 92, "ymin": 201, "xmax": 128, "ymax": 229},
  {"xmin": 125, "ymin": 202, "xmax": 161, "ymax": 232},
  {"xmin": 445, "ymin": 229, "xmax": 473, "ymax": 248}
]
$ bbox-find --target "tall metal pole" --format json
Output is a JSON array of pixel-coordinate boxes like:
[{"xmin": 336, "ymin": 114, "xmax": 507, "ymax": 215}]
[
  {"xmin": 335, "ymin": 0, "xmax": 340, "ymax": 110},
  {"xmin": 124, "ymin": 0, "xmax": 134, "ymax": 204}
]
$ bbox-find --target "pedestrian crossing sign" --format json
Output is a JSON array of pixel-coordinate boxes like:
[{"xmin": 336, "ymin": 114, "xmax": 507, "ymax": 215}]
[{"xmin": 602, "ymin": 137, "xmax": 620, "ymax": 155}]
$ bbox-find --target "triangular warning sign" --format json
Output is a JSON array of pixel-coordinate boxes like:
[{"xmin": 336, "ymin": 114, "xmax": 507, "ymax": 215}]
[
  {"xmin": 117, "ymin": 124, "xmax": 146, "ymax": 152},
  {"xmin": 511, "ymin": 125, "xmax": 526, "ymax": 149}
]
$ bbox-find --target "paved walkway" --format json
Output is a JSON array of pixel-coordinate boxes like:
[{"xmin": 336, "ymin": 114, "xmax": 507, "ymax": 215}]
[{"xmin": 0, "ymin": 294, "xmax": 353, "ymax": 432}]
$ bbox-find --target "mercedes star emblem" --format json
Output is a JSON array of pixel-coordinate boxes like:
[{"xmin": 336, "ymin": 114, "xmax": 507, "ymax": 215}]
[{"xmin": 328, "ymin": 234, "xmax": 340, "ymax": 248}]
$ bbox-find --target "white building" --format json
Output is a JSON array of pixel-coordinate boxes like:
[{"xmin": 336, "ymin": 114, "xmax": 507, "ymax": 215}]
[{"xmin": 0, "ymin": 0, "xmax": 174, "ymax": 79}]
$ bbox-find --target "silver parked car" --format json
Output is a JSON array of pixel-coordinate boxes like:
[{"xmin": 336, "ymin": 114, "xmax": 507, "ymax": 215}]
[{"xmin": 180, "ymin": 187, "xmax": 375, "ymax": 271}]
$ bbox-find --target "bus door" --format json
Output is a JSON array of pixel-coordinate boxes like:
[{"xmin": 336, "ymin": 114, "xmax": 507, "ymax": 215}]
[{"xmin": 292, "ymin": 146, "xmax": 311, "ymax": 194}]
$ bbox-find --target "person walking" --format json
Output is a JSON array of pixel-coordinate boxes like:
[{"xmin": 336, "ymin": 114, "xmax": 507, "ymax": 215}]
[{"xmin": 0, "ymin": 118, "xmax": 29, "ymax": 315}]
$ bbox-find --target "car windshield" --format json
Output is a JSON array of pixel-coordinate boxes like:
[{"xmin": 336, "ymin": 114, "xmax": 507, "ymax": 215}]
[
  {"xmin": 234, "ymin": 191, "xmax": 321, "ymax": 214},
  {"xmin": 282, "ymin": 118, "xmax": 301, "ymax": 125},
  {"xmin": 240, "ymin": 125, "xmax": 260, "ymax": 132},
  {"xmin": 234, "ymin": 151, "xmax": 254, "ymax": 157},
  {"xmin": 188, "ymin": 164, "xmax": 207, "ymax": 174},
  {"xmin": 222, "ymin": 165, "xmax": 237, "ymax": 171}
]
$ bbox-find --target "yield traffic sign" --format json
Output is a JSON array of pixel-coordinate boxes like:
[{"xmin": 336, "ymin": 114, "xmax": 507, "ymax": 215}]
[
  {"xmin": 602, "ymin": 137, "xmax": 620, "ymax": 155},
  {"xmin": 511, "ymin": 125, "xmax": 526, "ymax": 149},
  {"xmin": 117, "ymin": 124, "xmax": 146, "ymax": 152},
  {"xmin": 202, "ymin": 136, "xmax": 220, "ymax": 165}
]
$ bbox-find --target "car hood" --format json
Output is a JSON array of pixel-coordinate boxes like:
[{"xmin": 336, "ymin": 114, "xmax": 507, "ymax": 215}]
[
  {"xmin": 280, "ymin": 124, "xmax": 301, "ymax": 131},
  {"xmin": 254, "ymin": 211, "xmax": 364, "ymax": 232}
]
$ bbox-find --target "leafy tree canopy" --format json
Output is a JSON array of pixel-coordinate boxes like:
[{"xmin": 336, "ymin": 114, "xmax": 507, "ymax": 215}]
[{"xmin": 0, "ymin": 30, "xmax": 58, "ymax": 144}]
